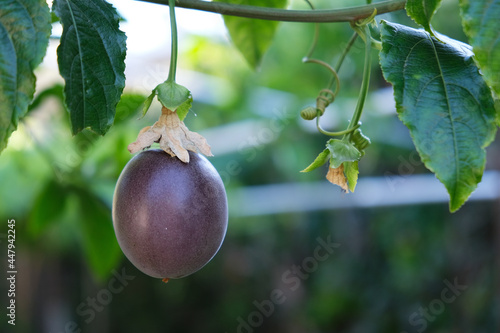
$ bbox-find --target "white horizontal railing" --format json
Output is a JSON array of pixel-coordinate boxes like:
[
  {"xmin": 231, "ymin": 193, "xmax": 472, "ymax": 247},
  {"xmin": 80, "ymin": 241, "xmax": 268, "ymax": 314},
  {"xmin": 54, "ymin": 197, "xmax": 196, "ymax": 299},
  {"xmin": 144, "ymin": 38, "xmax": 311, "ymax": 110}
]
[{"xmin": 228, "ymin": 171, "xmax": 500, "ymax": 217}]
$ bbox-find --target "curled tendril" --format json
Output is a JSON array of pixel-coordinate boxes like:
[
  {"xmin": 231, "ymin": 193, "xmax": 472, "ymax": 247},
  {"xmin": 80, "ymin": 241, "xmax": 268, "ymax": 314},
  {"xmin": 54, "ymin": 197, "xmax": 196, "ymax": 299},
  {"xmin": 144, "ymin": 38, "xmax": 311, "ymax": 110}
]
[
  {"xmin": 301, "ymin": 56, "xmax": 341, "ymax": 121},
  {"xmin": 317, "ymin": 118, "xmax": 361, "ymax": 137},
  {"xmin": 316, "ymin": 88, "xmax": 336, "ymax": 114},
  {"xmin": 300, "ymin": 106, "xmax": 317, "ymax": 120},
  {"xmin": 300, "ymin": 0, "xmax": 358, "ymax": 138}
]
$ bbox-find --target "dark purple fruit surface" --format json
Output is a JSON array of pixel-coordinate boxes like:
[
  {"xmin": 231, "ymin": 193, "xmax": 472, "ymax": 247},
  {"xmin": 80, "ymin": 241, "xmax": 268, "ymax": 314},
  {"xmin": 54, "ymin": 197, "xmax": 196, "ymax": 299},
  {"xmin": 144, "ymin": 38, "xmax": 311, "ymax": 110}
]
[{"xmin": 112, "ymin": 149, "xmax": 228, "ymax": 279}]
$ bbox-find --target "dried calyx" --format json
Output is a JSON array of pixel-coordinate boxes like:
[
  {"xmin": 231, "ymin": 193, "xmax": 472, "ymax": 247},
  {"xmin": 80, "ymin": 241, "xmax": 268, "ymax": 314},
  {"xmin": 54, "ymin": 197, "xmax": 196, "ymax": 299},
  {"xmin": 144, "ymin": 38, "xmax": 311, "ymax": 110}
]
[{"xmin": 128, "ymin": 107, "xmax": 212, "ymax": 163}]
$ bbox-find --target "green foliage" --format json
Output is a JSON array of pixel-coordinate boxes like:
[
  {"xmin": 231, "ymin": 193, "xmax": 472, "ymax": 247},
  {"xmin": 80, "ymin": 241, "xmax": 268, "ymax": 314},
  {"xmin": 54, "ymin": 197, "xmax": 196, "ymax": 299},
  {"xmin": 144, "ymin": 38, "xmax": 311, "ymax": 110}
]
[
  {"xmin": 406, "ymin": 0, "xmax": 442, "ymax": 36},
  {"xmin": 459, "ymin": 0, "xmax": 500, "ymax": 98},
  {"xmin": 2, "ymin": 4, "xmax": 500, "ymax": 326},
  {"xmin": 1, "ymin": 0, "xmax": 500, "ymax": 289},
  {"xmin": 343, "ymin": 161, "xmax": 358, "ymax": 192},
  {"xmin": 28, "ymin": 180, "xmax": 68, "ymax": 236},
  {"xmin": 327, "ymin": 139, "xmax": 361, "ymax": 169},
  {"xmin": 0, "ymin": 85, "xmax": 146, "ymax": 281},
  {"xmin": 379, "ymin": 21, "xmax": 498, "ymax": 212},
  {"xmin": 27, "ymin": 84, "xmax": 65, "ymax": 113},
  {"xmin": 149, "ymin": 81, "xmax": 192, "ymax": 121},
  {"xmin": 301, "ymin": 148, "xmax": 330, "ymax": 173},
  {"xmin": 218, "ymin": 0, "xmax": 288, "ymax": 69},
  {"xmin": 0, "ymin": 0, "xmax": 51, "ymax": 153},
  {"xmin": 351, "ymin": 128, "xmax": 371, "ymax": 155},
  {"xmin": 53, "ymin": 0, "xmax": 126, "ymax": 135},
  {"xmin": 114, "ymin": 93, "xmax": 147, "ymax": 124},
  {"xmin": 76, "ymin": 187, "xmax": 122, "ymax": 281}
]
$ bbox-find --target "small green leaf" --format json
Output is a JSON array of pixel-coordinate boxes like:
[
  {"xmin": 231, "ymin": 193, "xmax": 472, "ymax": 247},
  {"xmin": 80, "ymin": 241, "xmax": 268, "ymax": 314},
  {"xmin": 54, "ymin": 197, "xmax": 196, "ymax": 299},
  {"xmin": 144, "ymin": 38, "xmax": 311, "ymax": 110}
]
[
  {"xmin": 327, "ymin": 139, "xmax": 362, "ymax": 169},
  {"xmin": 155, "ymin": 81, "xmax": 190, "ymax": 110},
  {"xmin": 379, "ymin": 21, "xmax": 497, "ymax": 212},
  {"xmin": 344, "ymin": 161, "xmax": 359, "ymax": 193},
  {"xmin": 175, "ymin": 97, "xmax": 192, "ymax": 121},
  {"xmin": 76, "ymin": 188, "xmax": 122, "ymax": 281},
  {"xmin": 301, "ymin": 148, "xmax": 330, "ymax": 173},
  {"xmin": 155, "ymin": 81, "xmax": 193, "ymax": 120},
  {"xmin": 141, "ymin": 90, "xmax": 156, "ymax": 118},
  {"xmin": 351, "ymin": 128, "xmax": 371, "ymax": 155},
  {"xmin": 406, "ymin": 0, "xmax": 442, "ymax": 36},
  {"xmin": 28, "ymin": 180, "xmax": 67, "ymax": 236},
  {"xmin": 219, "ymin": 0, "xmax": 288, "ymax": 69},
  {"xmin": 54, "ymin": 0, "xmax": 126, "ymax": 135},
  {"xmin": 0, "ymin": 0, "xmax": 51, "ymax": 153},
  {"xmin": 459, "ymin": 0, "xmax": 500, "ymax": 98}
]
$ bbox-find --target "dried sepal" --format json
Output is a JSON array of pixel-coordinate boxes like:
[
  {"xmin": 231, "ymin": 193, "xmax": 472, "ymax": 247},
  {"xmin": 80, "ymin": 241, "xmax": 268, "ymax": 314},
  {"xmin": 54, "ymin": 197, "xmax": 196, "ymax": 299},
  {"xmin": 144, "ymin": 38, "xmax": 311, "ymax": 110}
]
[
  {"xmin": 326, "ymin": 164, "xmax": 349, "ymax": 192},
  {"xmin": 128, "ymin": 107, "xmax": 212, "ymax": 163}
]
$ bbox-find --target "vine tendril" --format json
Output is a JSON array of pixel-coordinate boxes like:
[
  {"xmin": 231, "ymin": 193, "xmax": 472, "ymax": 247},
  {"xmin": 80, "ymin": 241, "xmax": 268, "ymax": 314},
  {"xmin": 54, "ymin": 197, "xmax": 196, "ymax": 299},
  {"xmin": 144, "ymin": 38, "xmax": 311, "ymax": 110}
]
[{"xmin": 301, "ymin": 0, "xmax": 342, "ymax": 129}]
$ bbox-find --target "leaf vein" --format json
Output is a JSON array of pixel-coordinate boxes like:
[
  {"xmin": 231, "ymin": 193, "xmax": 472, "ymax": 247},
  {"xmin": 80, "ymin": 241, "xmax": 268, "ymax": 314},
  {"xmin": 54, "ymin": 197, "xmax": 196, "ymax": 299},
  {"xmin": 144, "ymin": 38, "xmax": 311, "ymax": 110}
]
[
  {"xmin": 426, "ymin": 33, "xmax": 460, "ymax": 197},
  {"xmin": 64, "ymin": 0, "xmax": 87, "ymax": 128}
]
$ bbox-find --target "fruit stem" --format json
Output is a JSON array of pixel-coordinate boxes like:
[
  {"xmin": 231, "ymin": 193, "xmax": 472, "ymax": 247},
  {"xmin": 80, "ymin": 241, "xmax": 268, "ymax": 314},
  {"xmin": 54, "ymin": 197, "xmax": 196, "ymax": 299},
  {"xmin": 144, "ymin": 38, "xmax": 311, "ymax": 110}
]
[{"xmin": 167, "ymin": 0, "xmax": 178, "ymax": 83}]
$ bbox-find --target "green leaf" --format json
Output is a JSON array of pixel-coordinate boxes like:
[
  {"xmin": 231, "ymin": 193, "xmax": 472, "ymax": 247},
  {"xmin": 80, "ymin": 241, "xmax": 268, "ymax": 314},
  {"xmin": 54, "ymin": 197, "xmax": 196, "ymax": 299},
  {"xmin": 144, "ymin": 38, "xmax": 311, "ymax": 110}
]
[
  {"xmin": 155, "ymin": 81, "xmax": 193, "ymax": 120},
  {"xmin": 218, "ymin": 0, "xmax": 287, "ymax": 69},
  {"xmin": 459, "ymin": 0, "xmax": 500, "ymax": 98},
  {"xmin": 54, "ymin": 0, "xmax": 126, "ymax": 135},
  {"xmin": 406, "ymin": 0, "xmax": 442, "ymax": 36},
  {"xmin": 344, "ymin": 161, "xmax": 359, "ymax": 193},
  {"xmin": 76, "ymin": 188, "xmax": 122, "ymax": 281},
  {"xmin": 301, "ymin": 148, "xmax": 330, "ymax": 173},
  {"xmin": 351, "ymin": 128, "xmax": 371, "ymax": 155},
  {"xmin": 28, "ymin": 180, "xmax": 68, "ymax": 236},
  {"xmin": 0, "ymin": 0, "xmax": 51, "ymax": 153},
  {"xmin": 327, "ymin": 139, "xmax": 362, "ymax": 169},
  {"xmin": 379, "ymin": 21, "xmax": 497, "ymax": 212},
  {"xmin": 175, "ymin": 98, "xmax": 192, "ymax": 121},
  {"xmin": 141, "ymin": 91, "xmax": 156, "ymax": 118}
]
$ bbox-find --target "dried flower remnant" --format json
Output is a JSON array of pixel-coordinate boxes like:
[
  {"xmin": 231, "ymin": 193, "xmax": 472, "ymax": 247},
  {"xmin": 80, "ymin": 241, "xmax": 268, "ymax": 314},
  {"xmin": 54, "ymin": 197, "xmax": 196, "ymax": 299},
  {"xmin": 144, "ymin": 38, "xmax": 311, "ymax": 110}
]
[{"xmin": 128, "ymin": 107, "xmax": 212, "ymax": 163}]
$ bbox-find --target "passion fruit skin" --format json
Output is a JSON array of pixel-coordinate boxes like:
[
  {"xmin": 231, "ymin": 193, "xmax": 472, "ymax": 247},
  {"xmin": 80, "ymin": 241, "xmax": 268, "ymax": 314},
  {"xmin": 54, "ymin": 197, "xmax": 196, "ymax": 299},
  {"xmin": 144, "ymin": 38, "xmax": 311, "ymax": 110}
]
[{"xmin": 112, "ymin": 149, "xmax": 228, "ymax": 279}]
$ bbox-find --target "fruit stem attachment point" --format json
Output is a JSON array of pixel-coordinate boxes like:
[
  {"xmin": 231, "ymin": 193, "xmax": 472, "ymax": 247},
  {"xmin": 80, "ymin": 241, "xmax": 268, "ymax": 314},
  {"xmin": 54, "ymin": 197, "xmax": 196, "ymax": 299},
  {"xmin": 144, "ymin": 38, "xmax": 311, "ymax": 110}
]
[{"xmin": 167, "ymin": 0, "xmax": 178, "ymax": 83}]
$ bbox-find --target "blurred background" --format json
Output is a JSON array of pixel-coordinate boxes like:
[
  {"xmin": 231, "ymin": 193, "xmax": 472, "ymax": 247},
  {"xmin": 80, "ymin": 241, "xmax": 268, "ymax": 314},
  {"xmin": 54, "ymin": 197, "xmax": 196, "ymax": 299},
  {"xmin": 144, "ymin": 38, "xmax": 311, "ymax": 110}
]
[{"xmin": 1, "ymin": 0, "xmax": 499, "ymax": 332}]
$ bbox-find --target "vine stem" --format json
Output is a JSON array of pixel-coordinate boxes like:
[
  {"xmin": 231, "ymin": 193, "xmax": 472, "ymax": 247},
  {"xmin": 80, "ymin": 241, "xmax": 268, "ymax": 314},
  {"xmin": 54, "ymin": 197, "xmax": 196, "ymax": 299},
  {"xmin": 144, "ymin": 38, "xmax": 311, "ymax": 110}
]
[
  {"xmin": 136, "ymin": 0, "xmax": 406, "ymax": 23},
  {"xmin": 167, "ymin": 0, "xmax": 178, "ymax": 82},
  {"xmin": 318, "ymin": 31, "xmax": 358, "ymax": 104},
  {"xmin": 346, "ymin": 24, "xmax": 372, "ymax": 136}
]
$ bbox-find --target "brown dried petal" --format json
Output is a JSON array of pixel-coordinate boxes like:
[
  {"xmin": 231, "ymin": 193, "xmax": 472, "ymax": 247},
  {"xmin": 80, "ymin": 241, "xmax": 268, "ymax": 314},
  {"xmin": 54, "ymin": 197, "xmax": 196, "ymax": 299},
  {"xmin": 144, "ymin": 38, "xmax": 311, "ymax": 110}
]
[
  {"xmin": 127, "ymin": 107, "xmax": 212, "ymax": 163},
  {"xmin": 326, "ymin": 165, "xmax": 348, "ymax": 192}
]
